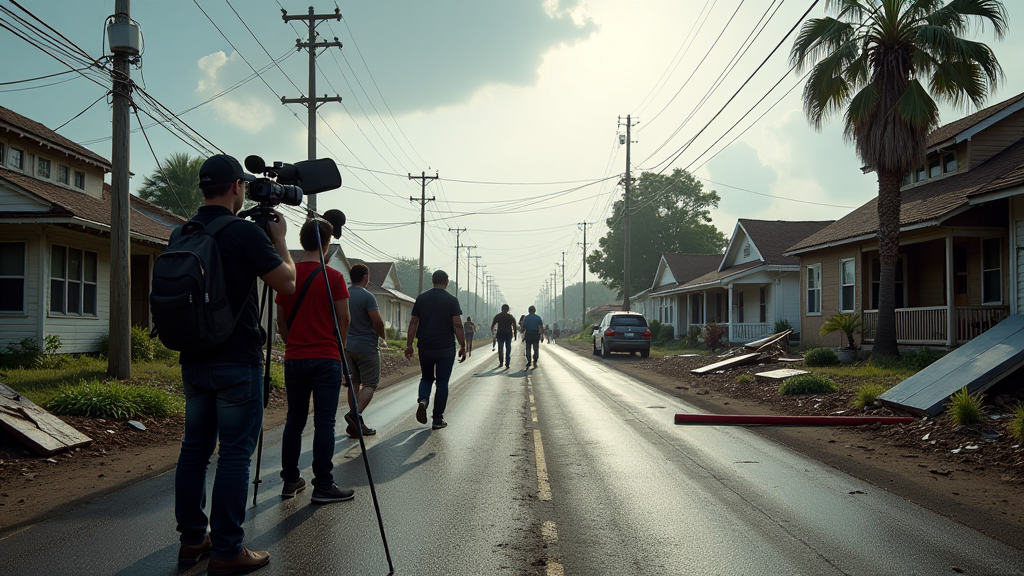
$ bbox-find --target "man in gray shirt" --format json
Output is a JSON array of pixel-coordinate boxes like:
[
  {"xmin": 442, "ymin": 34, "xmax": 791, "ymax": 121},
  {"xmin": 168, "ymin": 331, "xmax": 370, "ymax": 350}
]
[{"xmin": 344, "ymin": 264, "xmax": 388, "ymax": 437}]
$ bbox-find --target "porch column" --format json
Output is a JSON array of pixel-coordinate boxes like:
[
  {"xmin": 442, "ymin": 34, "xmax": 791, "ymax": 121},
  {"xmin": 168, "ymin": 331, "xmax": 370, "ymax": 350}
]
[
  {"xmin": 727, "ymin": 284, "xmax": 734, "ymax": 341},
  {"xmin": 946, "ymin": 230, "xmax": 955, "ymax": 346}
]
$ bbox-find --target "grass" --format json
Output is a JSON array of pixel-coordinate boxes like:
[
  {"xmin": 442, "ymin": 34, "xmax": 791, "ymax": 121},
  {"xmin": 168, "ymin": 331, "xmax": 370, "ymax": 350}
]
[
  {"xmin": 1008, "ymin": 404, "xmax": 1024, "ymax": 442},
  {"xmin": 48, "ymin": 378, "xmax": 183, "ymax": 419},
  {"xmin": 946, "ymin": 386, "xmax": 985, "ymax": 426},
  {"xmin": 736, "ymin": 374, "xmax": 754, "ymax": 384},
  {"xmin": 779, "ymin": 373, "xmax": 837, "ymax": 395},
  {"xmin": 649, "ymin": 339, "xmax": 705, "ymax": 358},
  {"xmin": 851, "ymin": 383, "xmax": 890, "ymax": 409}
]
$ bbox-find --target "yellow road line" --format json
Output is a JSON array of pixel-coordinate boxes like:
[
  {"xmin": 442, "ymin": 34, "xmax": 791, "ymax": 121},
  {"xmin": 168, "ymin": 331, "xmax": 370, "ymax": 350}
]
[{"xmin": 533, "ymin": 429, "xmax": 552, "ymax": 501}]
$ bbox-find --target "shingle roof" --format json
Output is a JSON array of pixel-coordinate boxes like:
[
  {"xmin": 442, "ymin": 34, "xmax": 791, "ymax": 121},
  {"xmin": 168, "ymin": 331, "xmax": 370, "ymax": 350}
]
[
  {"xmin": 737, "ymin": 219, "xmax": 834, "ymax": 265},
  {"xmin": 926, "ymin": 91, "xmax": 1024, "ymax": 148},
  {"xmin": 363, "ymin": 262, "xmax": 396, "ymax": 288},
  {"xmin": 0, "ymin": 106, "xmax": 111, "ymax": 170},
  {"xmin": 657, "ymin": 253, "xmax": 723, "ymax": 291},
  {"xmin": 787, "ymin": 137, "xmax": 1024, "ymax": 253},
  {"xmin": 679, "ymin": 260, "xmax": 762, "ymax": 289},
  {"xmin": 0, "ymin": 167, "xmax": 177, "ymax": 242}
]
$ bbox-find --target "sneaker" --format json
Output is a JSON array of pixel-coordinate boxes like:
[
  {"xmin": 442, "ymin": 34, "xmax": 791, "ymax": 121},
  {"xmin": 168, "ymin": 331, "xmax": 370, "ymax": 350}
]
[
  {"xmin": 360, "ymin": 417, "xmax": 377, "ymax": 436},
  {"xmin": 416, "ymin": 399, "xmax": 428, "ymax": 424},
  {"xmin": 208, "ymin": 547, "xmax": 270, "ymax": 576},
  {"xmin": 177, "ymin": 534, "xmax": 212, "ymax": 566},
  {"xmin": 281, "ymin": 477, "xmax": 306, "ymax": 499},
  {"xmin": 311, "ymin": 483, "xmax": 355, "ymax": 504},
  {"xmin": 431, "ymin": 419, "xmax": 448, "ymax": 430}
]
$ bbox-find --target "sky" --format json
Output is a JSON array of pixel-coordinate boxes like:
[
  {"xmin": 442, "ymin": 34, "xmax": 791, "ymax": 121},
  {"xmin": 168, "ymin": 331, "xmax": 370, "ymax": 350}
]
[{"xmin": 3, "ymin": 0, "xmax": 1024, "ymax": 312}]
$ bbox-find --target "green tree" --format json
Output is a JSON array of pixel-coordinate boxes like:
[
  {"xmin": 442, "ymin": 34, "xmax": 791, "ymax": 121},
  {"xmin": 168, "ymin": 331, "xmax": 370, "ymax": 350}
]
[
  {"xmin": 586, "ymin": 168, "xmax": 727, "ymax": 297},
  {"xmin": 137, "ymin": 152, "xmax": 204, "ymax": 219},
  {"xmin": 394, "ymin": 256, "xmax": 434, "ymax": 297},
  {"xmin": 791, "ymin": 0, "xmax": 1006, "ymax": 358}
]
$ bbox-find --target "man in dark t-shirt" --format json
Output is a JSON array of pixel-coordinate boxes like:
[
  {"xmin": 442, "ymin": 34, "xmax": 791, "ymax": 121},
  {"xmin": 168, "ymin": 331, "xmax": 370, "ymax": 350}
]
[
  {"xmin": 175, "ymin": 154, "xmax": 295, "ymax": 575},
  {"xmin": 490, "ymin": 304, "xmax": 517, "ymax": 368},
  {"xmin": 405, "ymin": 270, "xmax": 466, "ymax": 430}
]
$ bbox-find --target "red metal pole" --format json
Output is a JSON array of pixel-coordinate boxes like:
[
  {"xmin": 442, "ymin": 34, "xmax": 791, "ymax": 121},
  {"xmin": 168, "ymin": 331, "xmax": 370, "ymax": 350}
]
[{"xmin": 674, "ymin": 413, "xmax": 916, "ymax": 426}]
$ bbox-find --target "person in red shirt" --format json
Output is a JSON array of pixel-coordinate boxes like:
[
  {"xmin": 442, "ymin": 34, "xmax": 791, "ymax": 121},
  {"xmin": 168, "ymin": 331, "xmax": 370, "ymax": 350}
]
[{"xmin": 274, "ymin": 218, "xmax": 354, "ymax": 504}]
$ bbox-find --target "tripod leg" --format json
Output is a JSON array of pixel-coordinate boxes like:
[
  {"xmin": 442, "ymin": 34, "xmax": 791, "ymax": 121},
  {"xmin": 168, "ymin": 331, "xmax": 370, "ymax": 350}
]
[{"xmin": 252, "ymin": 282, "xmax": 274, "ymax": 507}]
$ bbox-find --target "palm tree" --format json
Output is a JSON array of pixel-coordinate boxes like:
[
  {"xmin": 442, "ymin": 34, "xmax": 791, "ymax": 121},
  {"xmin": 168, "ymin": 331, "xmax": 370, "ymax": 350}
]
[
  {"xmin": 790, "ymin": 0, "xmax": 1006, "ymax": 359},
  {"xmin": 137, "ymin": 152, "xmax": 204, "ymax": 219}
]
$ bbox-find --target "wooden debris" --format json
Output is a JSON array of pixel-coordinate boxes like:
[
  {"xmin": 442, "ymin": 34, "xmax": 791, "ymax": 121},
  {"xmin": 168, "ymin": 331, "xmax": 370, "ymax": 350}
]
[
  {"xmin": 754, "ymin": 368, "xmax": 808, "ymax": 380},
  {"xmin": 691, "ymin": 352, "xmax": 762, "ymax": 375},
  {"xmin": 0, "ymin": 384, "xmax": 92, "ymax": 456}
]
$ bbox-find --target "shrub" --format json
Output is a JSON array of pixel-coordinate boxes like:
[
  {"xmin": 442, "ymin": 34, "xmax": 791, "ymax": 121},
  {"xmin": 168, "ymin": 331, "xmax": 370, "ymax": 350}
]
[
  {"xmin": 852, "ymin": 383, "xmax": 889, "ymax": 409},
  {"xmin": 703, "ymin": 322, "xmax": 727, "ymax": 352},
  {"xmin": 657, "ymin": 324, "xmax": 674, "ymax": 343},
  {"xmin": 946, "ymin": 386, "xmax": 985, "ymax": 426},
  {"xmin": 773, "ymin": 319, "xmax": 793, "ymax": 335},
  {"xmin": 804, "ymin": 347, "xmax": 839, "ymax": 367},
  {"xmin": 385, "ymin": 326, "xmax": 400, "ymax": 340},
  {"xmin": 99, "ymin": 326, "xmax": 156, "ymax": 362},
  {"xmin": 0, "ymin": 337, "xmax": 44, "ymax": 369},
  {"xmin": 779, "ymin": 373, "xmax": 837, "ymax": 395},
  {"xmin": 48, "ymin": 379, "xmax": 183, "ymax": 419},
  {"xmin": 648, "ymin": 320, "xmax": 664, "ymax": 342},
  {"xmin": 899, "ymin": 347, "xmax": 944, "ymax": 371},
  {"xmin": 736, "ymin": 374, "xmax": 754, "ymax": 384},
  {"xmin": 819, "ymin": 312, "xmax": 863, "ymax": 349},
  {"xmin": 1008, "ymin": 403, "xmax": 1024, "ymax": 442},
  {"xmin": 683, "ymin": 326, "xmax": 702, "ymax": 348}
]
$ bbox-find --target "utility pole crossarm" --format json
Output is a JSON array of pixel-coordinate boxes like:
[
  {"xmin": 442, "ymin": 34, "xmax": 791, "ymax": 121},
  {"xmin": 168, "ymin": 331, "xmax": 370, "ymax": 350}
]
[{"xmin": 409, "ymin": 172, "xmax": 439, "ymax": 295}]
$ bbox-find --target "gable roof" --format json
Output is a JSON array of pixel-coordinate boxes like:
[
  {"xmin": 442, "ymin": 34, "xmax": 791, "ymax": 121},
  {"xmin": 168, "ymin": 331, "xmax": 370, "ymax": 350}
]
[
  {"xmin": 736, "ymin": 219, "xmax": 834, "ymax": 266},
  {"xmin": 0, "ymin": 106, "xmax": 111, "ymax": 171},
  {"xmin": 925, "ymin": 90, "xmax": 1024, "ymax": 149},
  {"xmin": 680, "ymin": 260, "xmax": 763, "ymax": 289},
  {"xmin": 786, "ymin": 137, "xmax": 1024, "ymax": 254},
  {"xmin": 658, "ymin": 253, "xmax": 723, "ymax": 289},
  {"xmin": 0, "ymin": 167, "xmax": 178, "ymax": 242},
  {"xmin": 364, "ymin": 262, "xmax": 396, "ymax": 289}
]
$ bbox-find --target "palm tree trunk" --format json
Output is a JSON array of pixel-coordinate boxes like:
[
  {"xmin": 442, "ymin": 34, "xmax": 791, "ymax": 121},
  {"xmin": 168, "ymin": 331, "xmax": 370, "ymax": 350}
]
[{"xmin": 872, "ymin": 169, "xmax": 902, "ymax": 359}]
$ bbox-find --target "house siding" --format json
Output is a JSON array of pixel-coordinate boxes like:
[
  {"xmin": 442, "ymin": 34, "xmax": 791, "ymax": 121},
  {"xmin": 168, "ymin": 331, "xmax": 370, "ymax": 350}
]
[
  {"xmin": 43, "ymin": 228, "xmax": 111, "ymax": 353},
  {"xmin": 799, "ymin": 245, "xmax": 861, "ymax": 348},
  {"xmin": 1014, "ymin": 197, "xmax": 1024, "ymax": 314},
  {"xmin": 0, "ymin": 225, "xmax": 42, "ymax": 346},
  {"xmin": 969, "ymin": 109, "xmax": 1024, "ymax": 169},
  {"xmin": 781, "ymin": 275, "xmax": 801, "ymax": 335}
]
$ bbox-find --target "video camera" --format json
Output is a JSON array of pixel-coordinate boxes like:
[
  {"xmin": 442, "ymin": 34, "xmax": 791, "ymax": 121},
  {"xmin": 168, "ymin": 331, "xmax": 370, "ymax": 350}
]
[{"xmin": 237, "ymin": 155, "xmax": 343, "ymax": 230}]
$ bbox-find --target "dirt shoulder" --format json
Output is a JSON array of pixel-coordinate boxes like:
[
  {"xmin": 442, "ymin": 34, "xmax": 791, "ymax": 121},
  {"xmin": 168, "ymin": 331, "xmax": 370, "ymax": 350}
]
[
  {"xmin": 0, "ymin": 351, "xmax": 421, "ymax": 535},
  {"xmin": 559, "ymin": 340, "xmax": 1024, "ymax": 550}
]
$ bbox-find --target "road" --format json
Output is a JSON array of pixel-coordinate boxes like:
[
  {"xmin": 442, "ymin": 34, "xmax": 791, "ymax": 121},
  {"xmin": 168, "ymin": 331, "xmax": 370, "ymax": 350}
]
[{"xmin": 1, "ymin": 343, "xmax": 1022, "ymax": 575}]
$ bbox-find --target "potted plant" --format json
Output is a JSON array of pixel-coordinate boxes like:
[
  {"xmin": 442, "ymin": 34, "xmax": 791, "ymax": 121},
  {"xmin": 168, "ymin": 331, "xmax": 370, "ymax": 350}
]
[{"xmin": 819, "ymin": 312, "xmax": 862, "ymax": 364}]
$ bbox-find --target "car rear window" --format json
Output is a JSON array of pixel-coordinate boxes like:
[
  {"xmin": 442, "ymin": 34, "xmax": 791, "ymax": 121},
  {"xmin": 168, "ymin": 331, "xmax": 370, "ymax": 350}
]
[{"xmin": 610, "ymin": 316, "xmax": 646, "ymax": 327}]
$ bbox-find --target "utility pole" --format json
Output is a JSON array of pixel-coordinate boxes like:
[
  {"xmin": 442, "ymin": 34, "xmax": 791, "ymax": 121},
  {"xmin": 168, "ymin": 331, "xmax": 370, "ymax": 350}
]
[
  {"xmin": 551, "ymin": 272, "xmax": 558, "ymax": 321},
  {"xmin": 619, "ymin": 115, "xmax": 638, "ymax": 312},
  {"xmin": 408, "ymin": 171, "xmax": 438, "ymax": 294},
  {"xmin": 560, "ymin": 251, "xmax": 566, "ymax": 327},
  {"xmin": 579, "ymin": 222, "xmax": 590, "ymax": 329},
  {"xmin": 474, "ymin": 260, "xmax": 485, "ymax": 317},
  {"xmin": 449, "ymin": 228, "xmax": 466, "ymax": 300},
  {"xmin": 282, "ymin": 6, "xmax": 342, "ymax": 213},
  {"xmin": 106, "ymin": 0, "xmax": 136, "ymax": 379},
  {"xmin": 465, "ymin": 245, "xmax": 475, "ymax": 307}
]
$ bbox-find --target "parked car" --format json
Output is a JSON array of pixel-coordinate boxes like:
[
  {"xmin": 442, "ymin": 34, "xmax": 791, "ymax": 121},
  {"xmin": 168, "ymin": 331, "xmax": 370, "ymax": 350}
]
[{"xmin": 592, "ymin": 311, "xmax": 651, "ymax": 358}]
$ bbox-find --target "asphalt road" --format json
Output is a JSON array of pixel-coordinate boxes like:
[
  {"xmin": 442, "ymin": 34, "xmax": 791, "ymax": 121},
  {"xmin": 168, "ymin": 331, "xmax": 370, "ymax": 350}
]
[{"xmin": 1, "ymin": 342, "xmax": 1023, "ymax": 575}]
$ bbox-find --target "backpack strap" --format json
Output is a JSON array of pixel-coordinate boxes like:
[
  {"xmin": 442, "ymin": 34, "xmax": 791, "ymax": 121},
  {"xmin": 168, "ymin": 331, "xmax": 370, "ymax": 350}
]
[{"xmin": 286, "ymin": 265, "xmax": 325, "ymax": 331}]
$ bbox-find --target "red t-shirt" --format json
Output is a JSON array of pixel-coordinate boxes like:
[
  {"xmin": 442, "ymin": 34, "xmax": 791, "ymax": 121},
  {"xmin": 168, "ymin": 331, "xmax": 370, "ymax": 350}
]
[{"xmin": 275, "ymin": 262, "xmax": 350, "ymax": 361}]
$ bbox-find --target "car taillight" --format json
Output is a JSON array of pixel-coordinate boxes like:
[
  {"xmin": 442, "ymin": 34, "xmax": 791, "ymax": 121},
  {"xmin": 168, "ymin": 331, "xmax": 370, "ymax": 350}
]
[
  {"xmin": 642, "ymin": 328, "xmax": 652, "ymax": 339},
  {"xmin": 604, "ymin": 328, "xmax": 617, "ymax": 337}
]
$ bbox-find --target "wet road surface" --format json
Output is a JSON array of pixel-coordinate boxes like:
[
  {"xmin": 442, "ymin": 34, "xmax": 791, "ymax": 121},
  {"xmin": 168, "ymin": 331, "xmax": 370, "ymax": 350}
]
[{"xmin": 1, "ymin": 343, "xmax": 1022, "ymax": 575}]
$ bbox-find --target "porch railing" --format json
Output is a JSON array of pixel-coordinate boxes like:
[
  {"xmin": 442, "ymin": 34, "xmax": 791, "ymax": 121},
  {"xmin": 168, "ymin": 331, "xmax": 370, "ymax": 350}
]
[
  {"xmin": 862, "ymin": 306, "xmax": 1010, "ymax": 345},
  {"xmin": 730, "ymin": 322, "xmax": 773, "ymax": 342}
]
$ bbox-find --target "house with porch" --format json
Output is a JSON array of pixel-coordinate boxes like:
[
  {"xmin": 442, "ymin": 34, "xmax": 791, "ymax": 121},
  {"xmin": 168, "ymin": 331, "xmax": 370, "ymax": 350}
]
[
  {"xmin": 645, "ymin": 253, "xmax": 722, "ymax": 337},
  {"xmin": 0, "ymin": 105, "xmax": 183, "ymax": 353},
  {"xmin": 648, "ymin": 220, "xmax": 833, "ymax": 343},
  {"xmin": 785, "ymin": 90, "xmax": 1024, "ymax": 349},
  {"xmin": 349, "ymin": 260, "xmax": 416, "ymax": 338}
]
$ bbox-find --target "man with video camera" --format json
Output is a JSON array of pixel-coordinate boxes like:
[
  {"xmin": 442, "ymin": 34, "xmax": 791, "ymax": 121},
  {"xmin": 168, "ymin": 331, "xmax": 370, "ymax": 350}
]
[{"xmin": 174, "ymin": 154, "xmax": 296, "ymax": 575}]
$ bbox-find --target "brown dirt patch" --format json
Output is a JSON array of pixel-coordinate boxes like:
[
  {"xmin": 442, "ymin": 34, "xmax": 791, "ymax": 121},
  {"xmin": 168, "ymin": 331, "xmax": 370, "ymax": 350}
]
[
  {"xmin": 560, "ymin": 340, "xmax": 1024, "ymax": 549},
  {"xmin": 0, "ymin": 350, "xmax": 420, "ymax": 534}
]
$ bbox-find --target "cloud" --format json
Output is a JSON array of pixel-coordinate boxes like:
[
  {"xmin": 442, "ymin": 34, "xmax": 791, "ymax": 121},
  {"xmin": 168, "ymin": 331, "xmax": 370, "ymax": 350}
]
[
  {"xmin": 702, "ymin": 140, "xmax": 778, "ymax": 216},
  {"xmin": 196, "ymin": 51, "xmax": 276, "ymax": 134}
]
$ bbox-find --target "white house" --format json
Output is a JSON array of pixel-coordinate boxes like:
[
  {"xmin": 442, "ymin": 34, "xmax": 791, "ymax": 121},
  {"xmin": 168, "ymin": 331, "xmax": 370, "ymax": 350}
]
[
  {"xmin": 0, "ymin": 106, "xmax": 183, "ymax": 353},
  {"xmin": 349, "ymin": 260, "xmax": 416, "ymax": 337}
]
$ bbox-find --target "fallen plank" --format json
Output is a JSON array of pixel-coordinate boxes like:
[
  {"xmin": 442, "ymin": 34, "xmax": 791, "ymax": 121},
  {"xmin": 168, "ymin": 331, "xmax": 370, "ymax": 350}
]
[
  {"xmin": 674, "ymin": 413, "xmax": 916, "ymax": 426},
  {"xmin": 0, "ymin": 384, "xmax": 92, "ymax": 456},
  {"xmin": 744, "ymin": 329, "xmax": 792, "ymax": 351},
  {"xmin": 777, "ymin": 357, "xmax": 803, "ymax": 363},
  {"xmin": 690, "ymin": 352, "xmax": 761, "ymax": 375},
  {"xmin": 754, "ymin": 368, "xmax": 808, "ymax": 380}
]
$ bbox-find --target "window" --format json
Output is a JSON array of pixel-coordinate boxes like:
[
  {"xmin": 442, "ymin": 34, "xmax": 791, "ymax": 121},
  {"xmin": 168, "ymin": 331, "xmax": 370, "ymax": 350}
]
[
  {"xmin": 871, "ymin": 257, "xmax": 906, "ymax": 309},
  {"xmin": 0, "ymin": 142, "xmax": 5, "ymax": 164},
  {"xmin": 902, "ymin": 173, "xmax": 912, "ymax": 186},
  {"xmin": 759, "ymin": 286, "xmax": 767, "ymax": 323},
  {"xmin": 37, "ymin": 158, "xmax": 51, "ymax": 179},
  {"xmin": 691, "ymin": 294, "xmax": 703, "ymax": 325},
  {"xmin": 0, "ymin": 242, "xmax": 26, "ymax": 313},
  {"xmin": 743, "ymin": 242, "xmax": 750, "ymax": 258},
  {"xmin": 58, "ymin": 164, "xmax": 70, "ymax": 185},
  {"xmin": 982, "ymin": 238, "xmax": 1002, "ymax": 304},
  {"xmin": 943, "ymin": 152, "xmax": 957, "ymax": 174},
  {"xmin": 806, "ymin": 264, "xmax": 822, "ymax": 314},
  {"xmin": 914, "ymin": 166, "xmax": 926, "ymax": 182},
  {"xmin": 736, "ymin": 291, "xmax": 744, "ymax": 323},
  {"xmin": 928, "ymin": 158, "xmax": 941, "ymax": 178},
  {"xmin": 9, "ymin": 147, "xmax": 24, "ymax": 170},
  {"xmin": 50, "ymin": 245, "xmax": 98, "ymax": 316},
  {"xmin": 840, "ymin": 258, "xmax": 855, "ymax": 312},
  {"xmin": 73, "ymin": 171, "xmax": 86, "ymax": 190}
]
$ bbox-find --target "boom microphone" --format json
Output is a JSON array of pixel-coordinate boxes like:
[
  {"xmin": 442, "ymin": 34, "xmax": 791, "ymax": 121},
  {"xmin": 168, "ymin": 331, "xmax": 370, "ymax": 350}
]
[
  {"xmin": 323, "ymin": 209, "xmax": 345, "ymax": 238},
  {"xmin": 243, "ymin": 155, "xmax": 266, "ymax": 174}
]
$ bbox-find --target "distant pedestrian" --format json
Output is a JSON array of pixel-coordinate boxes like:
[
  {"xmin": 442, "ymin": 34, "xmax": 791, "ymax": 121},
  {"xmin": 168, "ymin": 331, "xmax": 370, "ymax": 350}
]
[
  {"xmin": 490, "ymin": 305, "xmax": 518, "ymax": 368},
  {"xmin": 464, "ymin": 316, "xmax": 476, "ymax": 356},
  {"xmin": 544, "ymin": 324, "xmax": 551, "ymax": 344},
  {"xmin": 553, "ymin": 323, "xmax": 560, "ymax": 342},
  {"xmin": 523, "ymin": 307, "xmax": 543, "ymax": 368},
  {"xmin": 405, "ymin": 270, "xmax": 466, "ymax": 430},
  {"xmin": 343, "ymin": 263, "xmax": 388, "ymax": 438}
]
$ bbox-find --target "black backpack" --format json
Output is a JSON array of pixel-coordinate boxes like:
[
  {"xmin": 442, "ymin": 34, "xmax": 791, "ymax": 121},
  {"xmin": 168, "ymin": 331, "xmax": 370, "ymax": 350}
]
[{"xmin": 149, "ymin": 216, "xmax": 243, "ymax": 352}]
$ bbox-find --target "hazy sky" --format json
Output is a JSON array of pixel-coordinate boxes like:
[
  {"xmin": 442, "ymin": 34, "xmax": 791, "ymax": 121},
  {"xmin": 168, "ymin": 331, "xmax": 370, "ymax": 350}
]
[{"xmin": 3, "ymin": 0, "xmax": 1023, "ymax": 311}]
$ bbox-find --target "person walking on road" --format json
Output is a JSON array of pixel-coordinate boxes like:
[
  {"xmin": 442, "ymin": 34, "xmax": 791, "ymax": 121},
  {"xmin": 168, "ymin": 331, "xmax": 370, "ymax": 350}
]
[
  {"xmin": 175, "ymin": 154, "xmax": 296, "ymax": 575},
  {"xmin": 405, "ymin": 270, "xmax": 466, "ymax": 430},
  {"xmin": 464, "ymin": 316, "xmax": 476, "ymax": 357},
  {"xmin": 343, "ymin": 263, "xmax": 388, "ymax": 438},
  {"xmin": 523, "ymin": 306, "xmax": 544, "ymax": 368},
  {"xmin": 490, "ymin": 304, "xmax": 517, "ymax": 368},
  {"xmin": 275, "ymin": 219, "xmax": 355, "ymax": 505}
]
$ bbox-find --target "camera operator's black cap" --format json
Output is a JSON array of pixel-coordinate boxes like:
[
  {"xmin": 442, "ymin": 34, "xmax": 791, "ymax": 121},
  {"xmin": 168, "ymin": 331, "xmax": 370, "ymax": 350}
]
[{"xmin": 199, "ymin": 154, "xmax": 255, "ymax": 186}]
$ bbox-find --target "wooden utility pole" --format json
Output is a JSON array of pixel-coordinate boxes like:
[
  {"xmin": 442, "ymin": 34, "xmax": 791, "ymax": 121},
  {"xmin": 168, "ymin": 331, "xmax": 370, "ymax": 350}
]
[
  {"xmin": 449, "ymin": 227, "xmax": 466, "ymax": 301},
  {"xmin": 465, "ymin": 245, "xmax": 474, "ymax": 306},
  {"xmin": 408, "ymin": 172, "xmax": 437, "ymax": 294},
  {"xmin": 620, "ymin": 115, "xmax": 638, "ymax": 312},
  {"xmin": 471, "ymin": 256, "xmax": 483, "ymax": 316},
  {"xmin": 282, "ymin": 6, "xmax": 342, "ymax": 212},
  {"xmin": 579, "ymin": 222, "xmax": 590, "ymax": 329},
  {"xmin": 107, "ymin": 0, "xmax": 135, "ymax": 379},
  {"xmin": 561, "ymin": 251, "xmax": 566, "ymax": 327}
]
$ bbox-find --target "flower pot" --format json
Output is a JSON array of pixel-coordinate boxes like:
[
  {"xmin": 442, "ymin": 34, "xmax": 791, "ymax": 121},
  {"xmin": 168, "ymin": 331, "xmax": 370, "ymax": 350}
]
[{"xmin": 837, "ymin": 347, "xmax": 858, "ymax": 364}]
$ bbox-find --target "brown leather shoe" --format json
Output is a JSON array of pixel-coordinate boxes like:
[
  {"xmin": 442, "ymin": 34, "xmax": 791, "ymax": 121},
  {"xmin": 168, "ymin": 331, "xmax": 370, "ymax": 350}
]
[
  {"xmin": 177, "ymin": 534, "xmax": 212, "ymax": 566},
  {"xmin": 207, "ymin": 547, "xmax": 270, "ymax": 576}
]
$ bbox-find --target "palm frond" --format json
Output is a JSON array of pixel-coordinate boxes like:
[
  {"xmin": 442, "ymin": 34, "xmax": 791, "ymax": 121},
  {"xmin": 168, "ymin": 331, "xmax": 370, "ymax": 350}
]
[
  {"xmin": 791, "ymin": 17, "xmax": 855, "ymax": 72},
  {"xmin": 898, "ymin": 79, "xmax": 941, "ymax": 130},
  {"xmin": 843, "ymin": 82, "xmax": 880, "ymax": 142},
  {"xmin": 946, "ymin": 0, "xmax": 1008, "ymax": 38},
  {"xmin": 929, "ymin": 59, "xmax": 988, "ymax": 108}
]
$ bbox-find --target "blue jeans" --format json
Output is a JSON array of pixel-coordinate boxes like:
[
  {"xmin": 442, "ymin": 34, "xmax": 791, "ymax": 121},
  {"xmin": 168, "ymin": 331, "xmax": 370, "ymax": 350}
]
[
  {"xmin": 175, "ymin": 362, "xmax": 263, "ymax": 559},
  {"xmin": 417, "ymin": 347, "xmax": 456, "ymax": 421},
  {"xmin": 525, "ymin": 338, "xmax": 540, "ymax": 363},
  {"xmin": 496, "ymin": 333, "xmax": 513, "ymax": 365},
  {"xmin": 281, "ymin": 358, "xmax": 342, "ymax": 489}
]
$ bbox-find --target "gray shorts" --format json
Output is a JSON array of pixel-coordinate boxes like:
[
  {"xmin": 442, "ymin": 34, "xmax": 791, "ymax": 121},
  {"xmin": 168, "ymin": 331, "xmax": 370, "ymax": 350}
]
[{"xmin": 345, "ymin": 350, "xmax": 381, "ymax": 388}]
